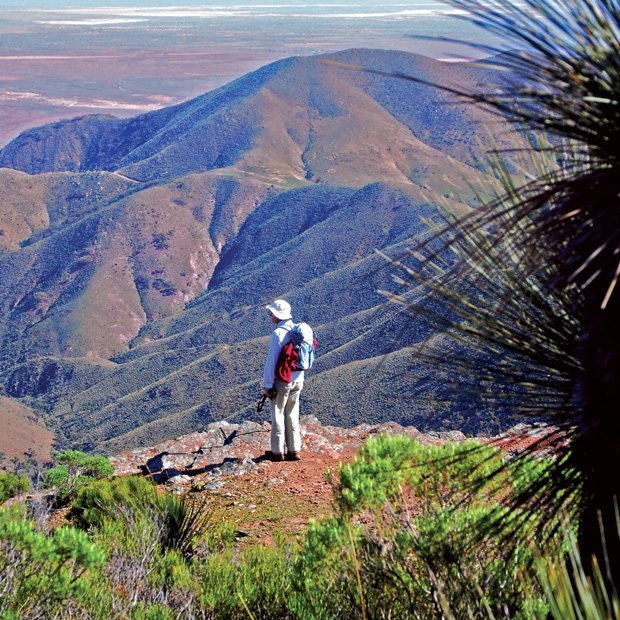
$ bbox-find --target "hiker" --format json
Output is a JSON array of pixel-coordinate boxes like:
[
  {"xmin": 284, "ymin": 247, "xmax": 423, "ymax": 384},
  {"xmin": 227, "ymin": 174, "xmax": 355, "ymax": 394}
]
[{"xmin": 263, "ymin": 299, "xmax": 304, "ymax": 462}]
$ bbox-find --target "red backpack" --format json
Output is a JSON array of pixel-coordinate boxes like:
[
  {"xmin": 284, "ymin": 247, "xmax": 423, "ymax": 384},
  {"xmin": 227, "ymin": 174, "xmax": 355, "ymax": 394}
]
[
  {"xmin": 275, "ymin": 323, "xmax": 317, "ymax": 382},
  {"xmin": 276, "ymin": 340, "xmax": 300, "ymax": 383}
]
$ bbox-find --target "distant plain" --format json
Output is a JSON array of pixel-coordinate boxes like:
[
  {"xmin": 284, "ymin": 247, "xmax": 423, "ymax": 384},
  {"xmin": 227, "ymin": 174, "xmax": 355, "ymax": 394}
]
[{"xmin": 0, "ymin": 1, "xmax": 501, "ymax": 145}]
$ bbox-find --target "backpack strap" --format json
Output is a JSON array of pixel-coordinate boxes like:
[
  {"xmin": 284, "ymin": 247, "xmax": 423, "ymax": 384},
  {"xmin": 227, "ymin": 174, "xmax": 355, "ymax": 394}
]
[{"xmin": 277, "ymin": 321, "xmax": 295, "ymax": 344}]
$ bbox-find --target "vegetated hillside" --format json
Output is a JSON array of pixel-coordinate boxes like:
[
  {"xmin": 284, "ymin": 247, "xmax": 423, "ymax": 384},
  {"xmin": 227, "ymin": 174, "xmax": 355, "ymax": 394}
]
[
  {"xmin": 0, "ymin": 49, "xmax": 512, "ymax": 183},
  {"xmin": 0, "ymin": 396, "xmax": 53, "ymax": 469},
  {"xmin": 0, "ymin": 49, "xmax": 526, "ymax": 453}
]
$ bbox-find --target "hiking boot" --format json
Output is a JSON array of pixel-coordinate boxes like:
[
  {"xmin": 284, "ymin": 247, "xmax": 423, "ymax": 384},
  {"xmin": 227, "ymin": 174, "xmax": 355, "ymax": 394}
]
[
  {"xmin": 285, "ymin": 452, "xmax": 301, "ymax": 462},
  {"xmin": 264, "ymin": 451, "xmax": 285, "ymax": 462}
]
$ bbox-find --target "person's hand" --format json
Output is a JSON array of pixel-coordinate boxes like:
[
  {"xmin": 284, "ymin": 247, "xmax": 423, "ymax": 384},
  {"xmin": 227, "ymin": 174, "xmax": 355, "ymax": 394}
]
[{"xmin": 263, "ymin": 387, "xmax": 276, "ymax": 399}]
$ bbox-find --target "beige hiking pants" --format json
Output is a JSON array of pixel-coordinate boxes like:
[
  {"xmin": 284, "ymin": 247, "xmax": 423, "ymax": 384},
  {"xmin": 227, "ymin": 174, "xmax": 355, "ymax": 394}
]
[{"xmin": 270, "ymin": 379, "xmax": 303, "ymax": 455}]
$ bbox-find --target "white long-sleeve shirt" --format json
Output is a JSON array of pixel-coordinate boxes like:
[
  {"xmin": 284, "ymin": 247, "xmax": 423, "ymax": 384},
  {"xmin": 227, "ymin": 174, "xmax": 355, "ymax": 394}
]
[{"xmin": 263, "ymin": 319, "xmax": 304, "ymax": 388}]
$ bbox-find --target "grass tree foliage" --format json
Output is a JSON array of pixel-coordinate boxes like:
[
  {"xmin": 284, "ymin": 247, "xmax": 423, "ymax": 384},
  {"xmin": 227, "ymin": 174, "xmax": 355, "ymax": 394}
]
[
  {"xmin": 382, "ymin": 0, "xmax": 620, "ymax": 586},
  {"xmin": 382, "ymin": 148, "xmax": 582, "ymax": 544}
]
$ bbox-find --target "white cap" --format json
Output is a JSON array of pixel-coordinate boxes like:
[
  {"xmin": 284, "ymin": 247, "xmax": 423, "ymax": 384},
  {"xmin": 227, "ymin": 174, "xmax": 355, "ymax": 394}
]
[{"xmin": 265, "ymin": 299, "xmax": 292, "ymax": 321}]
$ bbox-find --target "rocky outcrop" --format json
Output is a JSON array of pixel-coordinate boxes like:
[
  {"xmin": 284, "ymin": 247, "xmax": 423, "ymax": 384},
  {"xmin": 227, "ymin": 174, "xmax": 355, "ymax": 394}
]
[{"xmin": 110, "ymin": 416, "xmax": 562, "ymax": 494}]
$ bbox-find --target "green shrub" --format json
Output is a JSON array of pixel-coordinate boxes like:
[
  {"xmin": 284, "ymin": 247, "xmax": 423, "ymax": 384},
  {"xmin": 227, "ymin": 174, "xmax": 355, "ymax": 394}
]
[
  {"xmin": 294, "ymin": 517, "xmax": 362, "ymax": 619},
  {"xmin": 294, "ymin": 434, "xmax": 554, "ymax": 619},
  {"xmin": 196, "ymin": 542, "xmax": 301, "ymax": 620},
  {"xmin": 71, "ymin": 475, "xmax": 161, "ymax": 529},
  {"xmin": 45, "ymin": 450, "xmax": 114, "ymax": 502},
  {"xmin": 336, "ymin": 434, "xmax": 506, "ymax": 514},
  {"xmin": 94, "ymin": 515, "xmax": 199, "ymax": 617},
  {"xmin": 72, "ymin": 475, "xmax": 209, "ymax": 558},
  {"xmin": 0, "ymin": 433, "xmax": 591, "ymax": 618},
  {"xmin": 201, "ymin": 518, "xmax": 238, "ymax": 553},
  {"xmin": 0, "ymin": 433, "xmax": 597, "ymax": 618},
  {"xmin": 0, "ymin": 472, "xmax": 31, "ymax": 503},
  {"xmin": 0, "ymin": 506, "xmax": 106, "ymax": 617}
]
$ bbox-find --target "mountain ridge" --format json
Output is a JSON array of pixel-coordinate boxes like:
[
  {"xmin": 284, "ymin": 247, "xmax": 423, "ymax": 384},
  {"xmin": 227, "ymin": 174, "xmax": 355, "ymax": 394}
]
[{"xmin": 0, "ymin": 48, "xmax": 527, "ymax": 456}]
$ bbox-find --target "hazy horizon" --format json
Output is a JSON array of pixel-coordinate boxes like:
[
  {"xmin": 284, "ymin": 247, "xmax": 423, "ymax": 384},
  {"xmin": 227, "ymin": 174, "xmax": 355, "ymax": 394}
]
[{"xmin": 0, "ymin": 0, "xmax": 470, "ymax": 8}]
